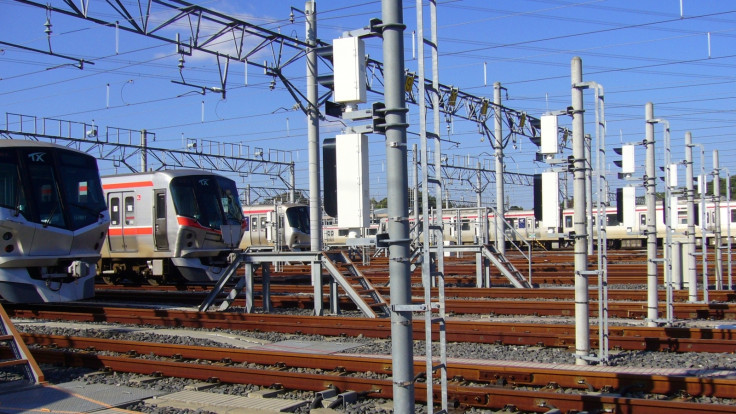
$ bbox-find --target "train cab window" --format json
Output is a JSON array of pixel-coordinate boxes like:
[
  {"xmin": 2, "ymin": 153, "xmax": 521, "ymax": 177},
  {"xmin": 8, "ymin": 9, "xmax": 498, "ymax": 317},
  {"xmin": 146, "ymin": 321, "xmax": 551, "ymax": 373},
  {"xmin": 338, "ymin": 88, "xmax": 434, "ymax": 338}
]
[
  {"xmin": 0, "ymin": 153, "xmax": 26, "ymax": 217},
  {"xmin": 110, "ymin": 197, "xmax": 120, "ymax": 226},
  {"xmin": 565, "ymin": 216, "xmax": 573, "ymax": 228},
  {"xmin": 125, "ymin": 196, "xmax": 135, "ymax": 225},
  {"xmin": 28, "ymin": 164, "xmax": 65, "ymax": 228},
  {"xmin": 606, "ymin": 213, "xmax": 620, "ymax": 226}
]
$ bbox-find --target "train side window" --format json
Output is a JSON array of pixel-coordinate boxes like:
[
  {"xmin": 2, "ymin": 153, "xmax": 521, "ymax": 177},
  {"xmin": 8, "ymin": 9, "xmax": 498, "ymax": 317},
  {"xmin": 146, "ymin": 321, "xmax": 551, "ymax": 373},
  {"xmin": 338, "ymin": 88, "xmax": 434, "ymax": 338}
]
[
  {"xmin": 640, "ymin": 214, "xmax": 646, "ymax": 226},
  {"xmin": 731, "ymin": 209, "xmax": 736, "ymax": 223},
  {"xmin": 260, "ymin": 217, "xmax": 267, "ymax": 230},
  {"xmin": 461, "ymin": 219, "xmax": 470, "ymax": 231},
  {"xmin": 607, "ymin": 213, "xmax": 620, "ymax": 226},
  {"xmin": 125, "ymin": 196, "xmax": 135, "ymax": 225},
  {"xmin": 110, "ymin": 197, "xmax": 120, "ymax": 226},
  {"xmin": 518, "ymin": 218, "xmax": 526, "ymax": 229},
  {"xmin": 250, "ymin": 216, "xmax": 257, "ymax": 231},
  {"xmin": 155, "ymin": 193, "xmax": 167, "ymax": 221},
  {"xmin": 565, "ymin": 216, "xmax": 573, "ymax": 228}
]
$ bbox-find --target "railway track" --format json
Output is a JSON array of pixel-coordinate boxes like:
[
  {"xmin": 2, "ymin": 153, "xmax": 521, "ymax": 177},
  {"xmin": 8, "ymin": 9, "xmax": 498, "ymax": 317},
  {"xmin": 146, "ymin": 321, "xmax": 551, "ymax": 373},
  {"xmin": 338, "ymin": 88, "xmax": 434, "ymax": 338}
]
[
  {"xmin": 15, "ymin": 333, "xmax": 736, "ymax": 413},
  {"xmin": 94, "ymin": 283, "xmax": 736, "ymax": 303},
  {"xmin": 8, "ymin": 304, "xmax": 736, "ymax": 353},
  {"xmin": 92, "ymin": 286, "xmax": 736, "ymax": 320}
]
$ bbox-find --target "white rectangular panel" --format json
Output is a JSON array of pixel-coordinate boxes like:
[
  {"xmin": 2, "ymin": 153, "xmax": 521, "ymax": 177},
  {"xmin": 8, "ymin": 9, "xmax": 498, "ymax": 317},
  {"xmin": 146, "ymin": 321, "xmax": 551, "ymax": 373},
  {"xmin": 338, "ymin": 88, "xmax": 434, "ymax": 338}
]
[
  {"xmin": 542, "ymin": 171, "xmax": 559, "ymax": 229},
  {"xmin": 333, "ymin": 37, "xmax": 367, "ymax": 104},
  {"xmin": 336, "ymin": 133, "xmax": 370, "ymax": 228},
  {"xmin": 623, "ymin": 186, "xmax": 636, "ymax": 229},
  {"xmin": 540, "ymin": 115, "xmax": 559, "ymax": 155}
]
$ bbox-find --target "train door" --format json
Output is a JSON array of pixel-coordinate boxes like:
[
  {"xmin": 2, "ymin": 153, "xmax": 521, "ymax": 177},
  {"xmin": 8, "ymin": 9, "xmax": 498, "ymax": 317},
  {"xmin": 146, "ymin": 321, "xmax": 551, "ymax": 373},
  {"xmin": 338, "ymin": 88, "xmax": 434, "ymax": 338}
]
[
  {"xmin": 107, "ymin": 192, "xmax": 137, "ymax": 252},
  {"xmin": 249, "ymin": 214, "xmax": 262, "ymax": 245},
  {"xmin": 153, "ymin": 189, "xmax": 169, "ymax": 250}
]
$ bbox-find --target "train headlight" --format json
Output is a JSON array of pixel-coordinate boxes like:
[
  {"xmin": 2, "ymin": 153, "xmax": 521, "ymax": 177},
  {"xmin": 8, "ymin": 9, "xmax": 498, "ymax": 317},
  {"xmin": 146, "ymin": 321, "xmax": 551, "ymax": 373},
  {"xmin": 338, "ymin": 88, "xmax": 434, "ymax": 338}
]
[{"xmin": 2, "ymin": 232, "xmax": 11, "ymax": 241}]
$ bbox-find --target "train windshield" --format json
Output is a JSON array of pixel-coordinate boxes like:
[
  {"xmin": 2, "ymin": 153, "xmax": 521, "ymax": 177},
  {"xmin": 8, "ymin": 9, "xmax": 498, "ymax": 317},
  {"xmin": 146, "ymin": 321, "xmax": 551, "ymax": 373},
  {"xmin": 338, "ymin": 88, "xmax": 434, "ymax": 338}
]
[
  {"xmin": 0, "ymin": 150, "xmax": 26, "ymax": 217},
  {"xmin": 215, "ymin": 177, "xmax": 244, "ymax": 225},
  {"xmin": 0, "ymin": 146, "xmax": 105, "ymax": 231},
  {"xmin": 57, "ymin": 151, "xmax": 107, "ymax": 230},
  {"xmin": 285, "ymin": 205, "xmax": 310, "ymax": 234},
  {"xmin": 170, "ymin": 175, "xmax": 243, "ymax": 229}
]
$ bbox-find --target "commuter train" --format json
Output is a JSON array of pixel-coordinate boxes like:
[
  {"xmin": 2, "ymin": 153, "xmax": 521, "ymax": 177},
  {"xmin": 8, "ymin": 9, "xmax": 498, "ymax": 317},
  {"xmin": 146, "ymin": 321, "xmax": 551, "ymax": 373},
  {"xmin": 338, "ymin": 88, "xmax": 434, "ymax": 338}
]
[
  {"xmin": 404, "ymin": 201, "xmax": 736, "ymax": 250},
  {"xmin": 0, "ymin": 140, "xmax": 109, "ymax": 302},
  {"xmin": 99, "ymin": 170, "xmax": 245, "ymax": 285},
  {"xmin": 240, "ymin": 203, "xmax": 311, "ymax": 251},
  {"xmin": 273, "ymin": 200, "xmax": 736, "ymax": 251}
]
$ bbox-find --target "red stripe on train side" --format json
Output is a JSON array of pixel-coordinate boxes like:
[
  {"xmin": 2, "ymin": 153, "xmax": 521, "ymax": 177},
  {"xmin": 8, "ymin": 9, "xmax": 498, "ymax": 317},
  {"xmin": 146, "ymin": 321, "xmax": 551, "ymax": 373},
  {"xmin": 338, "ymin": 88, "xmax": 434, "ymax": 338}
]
[
  {"xmin": 177, "ymin": 216, "xmax": 222, "ymax": 233},
  {"xmin": 102, "ymin": 181, "xmax": 154, "ymax": 190},
  {"xmin": 108, "ymin": 227, "xmax": 153, "ymax": 236}
]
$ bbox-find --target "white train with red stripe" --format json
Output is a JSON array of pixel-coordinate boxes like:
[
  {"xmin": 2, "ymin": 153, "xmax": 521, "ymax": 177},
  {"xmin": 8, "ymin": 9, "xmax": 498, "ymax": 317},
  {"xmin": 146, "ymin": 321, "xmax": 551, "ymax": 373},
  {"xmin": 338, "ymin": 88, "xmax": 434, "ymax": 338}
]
[
  {"xmin": 240, "ymin": 204, "xmax": 310, "ymax": 251},
  {"xmin": 99, "ymin": 170, "xmax": 245, "ymax": 285},
  {"xmin": 393, "ymin": 202, "xmax": 736, "ymax": 250},
  {"xmin": 0, "ymin": 140, "xmax": 109, "ymax": 302}
]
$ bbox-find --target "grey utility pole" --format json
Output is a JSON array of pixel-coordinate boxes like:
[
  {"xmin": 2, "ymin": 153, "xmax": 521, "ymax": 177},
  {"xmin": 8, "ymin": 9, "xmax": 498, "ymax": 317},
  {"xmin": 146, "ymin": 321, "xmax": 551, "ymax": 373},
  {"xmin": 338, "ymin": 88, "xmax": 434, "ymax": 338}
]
[
  {"xmin": 383, "ymin": 0, "xmax": 415, "ymax": 411},
  {"xmin": 685, "ymin": 132, "xmax": 697, "ymax": 302},
  {"xmin": 645, "ymin": 102, "xmax": 658, "ymax": 327},
  {"xmin": 571, "ymin": 57, "xmax": 589, "ymax": 365},
  {"xmin": 714, "ymin": 150, "xmax": 723, "ymax": 290},
  {"xmin": 305, "ymin": 0, "xmax": 321, "ymax": 253},
  {"xmin": 494, "ymin": 82, "xmax": 505, "ymax": 255}
]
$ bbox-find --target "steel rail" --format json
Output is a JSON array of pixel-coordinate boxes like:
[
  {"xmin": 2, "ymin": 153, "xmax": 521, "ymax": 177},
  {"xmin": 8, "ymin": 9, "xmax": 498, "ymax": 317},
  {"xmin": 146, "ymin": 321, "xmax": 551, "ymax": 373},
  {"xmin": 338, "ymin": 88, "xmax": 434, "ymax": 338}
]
[
  {"xmin": 7, "ymin": 305, "xmax": 736, "ymax": 353},
  {"xmin": 19, "ymin": 334, "xmax": 736, "ymax": 399},
  {"xmin": 21, "ymin": 347, "xmax": 736, "ymax": 413}
]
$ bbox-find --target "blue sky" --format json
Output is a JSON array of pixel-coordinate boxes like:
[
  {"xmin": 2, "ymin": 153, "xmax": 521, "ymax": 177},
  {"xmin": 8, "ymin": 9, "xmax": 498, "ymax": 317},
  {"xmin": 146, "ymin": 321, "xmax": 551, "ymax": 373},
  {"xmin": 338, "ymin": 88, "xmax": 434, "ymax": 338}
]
[{"xmin": 2, "ymin": 0, "xmax": 736, "ymax": 209}]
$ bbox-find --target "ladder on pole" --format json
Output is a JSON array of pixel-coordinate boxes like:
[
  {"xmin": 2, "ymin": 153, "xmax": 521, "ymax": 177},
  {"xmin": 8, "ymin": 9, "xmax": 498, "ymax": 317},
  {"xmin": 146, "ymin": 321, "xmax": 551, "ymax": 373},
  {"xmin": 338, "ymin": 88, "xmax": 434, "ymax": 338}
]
[
  {"xmin": 0, "ymin": 303, "xmax": 44, "ymax": 389},
  {"xmin": 416, "ymin": 0, "xmax": 447, "ymax": 411}
]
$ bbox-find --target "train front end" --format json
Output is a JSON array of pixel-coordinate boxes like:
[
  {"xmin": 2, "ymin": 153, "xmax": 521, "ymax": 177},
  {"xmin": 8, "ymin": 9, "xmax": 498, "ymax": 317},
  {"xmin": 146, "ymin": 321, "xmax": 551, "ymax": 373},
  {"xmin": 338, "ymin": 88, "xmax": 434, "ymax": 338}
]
[
  {"xmin": 0, "ymin": 141, "xmax": 109, "ymax": 302},
  {"xmin": 169, "ymin": 173, "xmax": 245, "ymax": 282},
  {"xmin": 283, "ymin": 204, "xmax": 311, "ymax": 250}
]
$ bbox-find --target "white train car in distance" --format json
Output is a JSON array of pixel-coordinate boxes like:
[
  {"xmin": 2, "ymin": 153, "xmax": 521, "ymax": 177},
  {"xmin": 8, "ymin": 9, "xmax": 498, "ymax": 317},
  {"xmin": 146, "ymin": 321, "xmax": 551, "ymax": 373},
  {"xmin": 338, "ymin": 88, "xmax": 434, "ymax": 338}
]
[
  {"xmin": 240, "ymin": 204, "xmax": 311, "ymax": 251},
  {"xmin": 100, "ymin": 169, "xmax": 244, "ymax": 284}
]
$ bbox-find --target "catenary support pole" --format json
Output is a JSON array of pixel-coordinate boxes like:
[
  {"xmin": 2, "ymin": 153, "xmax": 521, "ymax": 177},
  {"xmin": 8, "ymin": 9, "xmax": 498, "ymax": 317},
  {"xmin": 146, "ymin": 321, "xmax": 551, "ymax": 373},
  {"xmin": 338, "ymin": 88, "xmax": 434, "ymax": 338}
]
[
  {"xmin": 140, "ymin": 130, "xmax": 147, "ymax": 172},
  {"xmin": 383, "ymin": 0, "xmax": 415, "ymax": 411},
  {"xmin": 571, "ymin": 57, "xmax": 589, "ymax": 365},
  {"xmin": 645, "ymin": 102, "xmax": 658, "ymax": 327},
  {"xmin": 305, "ymin": 0, "xmax": 323, "ymax": 316},
  {"xmin": 714, "ymin": 150, "xmax": 722, "ymax": 290},
  {"xmin": 494, "ymin": 82, "xmax": 505, "ymax": 255},
  {"xmin": 685, "ymin": 132, "xmax": 697, "ymax": 302},
  {"xmin": 586, "ymin": 133, "xmax": 593, "ymax": 255}
]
